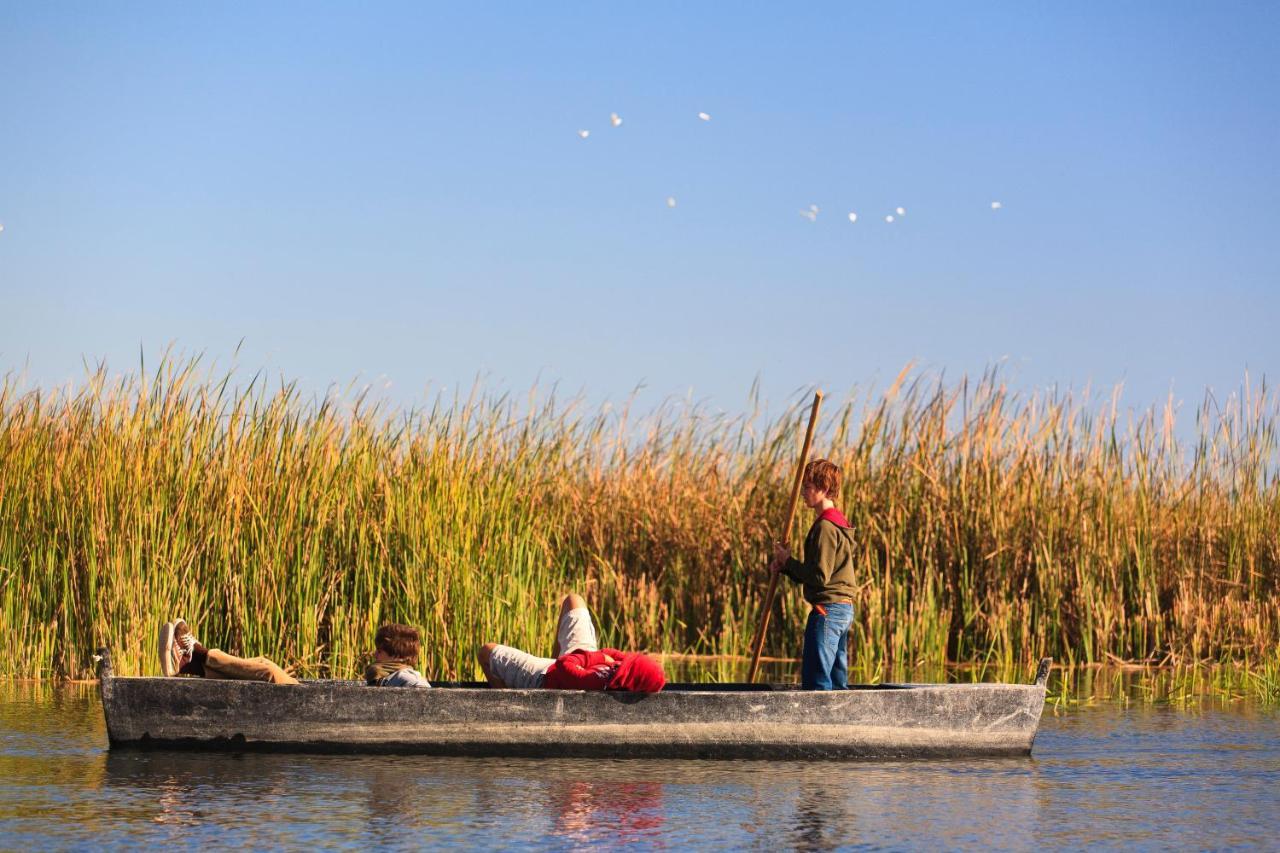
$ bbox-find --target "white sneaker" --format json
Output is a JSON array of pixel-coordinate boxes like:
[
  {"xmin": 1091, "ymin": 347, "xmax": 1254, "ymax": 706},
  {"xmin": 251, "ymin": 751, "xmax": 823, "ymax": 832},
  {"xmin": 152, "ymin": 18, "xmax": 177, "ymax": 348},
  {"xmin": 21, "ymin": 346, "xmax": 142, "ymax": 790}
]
[{"xmin": 173, "ymin": 619, "xmax": 197, "ymax": 662}]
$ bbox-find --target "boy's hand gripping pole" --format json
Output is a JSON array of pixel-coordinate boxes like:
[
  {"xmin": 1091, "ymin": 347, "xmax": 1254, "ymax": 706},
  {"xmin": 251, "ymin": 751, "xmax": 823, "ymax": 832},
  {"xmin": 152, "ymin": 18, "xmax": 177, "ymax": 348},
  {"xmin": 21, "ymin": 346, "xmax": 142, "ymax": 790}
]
[{"xmin": 747, "ymin": 390, "xmax": 823, "ymax": 683}]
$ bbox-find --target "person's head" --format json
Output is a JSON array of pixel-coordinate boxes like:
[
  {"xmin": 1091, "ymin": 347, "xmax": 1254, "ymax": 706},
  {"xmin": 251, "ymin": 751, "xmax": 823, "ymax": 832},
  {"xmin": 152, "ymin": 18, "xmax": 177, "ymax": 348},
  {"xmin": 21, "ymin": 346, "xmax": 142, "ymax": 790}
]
[
  {"xmin": 607, "ymin": 652, "xmax": 666, "ymax": 693},
  {"xmin": 801, "ymin": 458, "xmax": 841, "ymax": 509},
  {"xmin": 373, "ymin": 623, "xmax": 421, "ymax": 663}
]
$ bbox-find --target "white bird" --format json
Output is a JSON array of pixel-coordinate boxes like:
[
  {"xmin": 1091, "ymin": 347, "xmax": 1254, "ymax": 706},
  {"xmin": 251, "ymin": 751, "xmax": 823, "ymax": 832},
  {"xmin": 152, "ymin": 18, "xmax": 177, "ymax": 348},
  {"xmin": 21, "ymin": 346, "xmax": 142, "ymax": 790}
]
[
  {"xmin": 610, "ymin": 112, "xmax": 623, "ymax": 128},
  {"xmin": 991, "ymin": 201, "xmax": 1003, "ymax": 210},
  {"xmin": 847, "ymin": 212, "xmax": 858, "ymax": 223},
  {"xmin": 800, "ymin": 204, "xmax": 819, "ymax": 222},
  {"xmin": 885, "ymin": 215, "xmax": 895, "ymax": 223},
  {"xmin": 666, "ymin": 196, "xmax": 677, "ymax": 208},
  {"xmin": 577, "ymin": 129, "xmax": 590, "ymax": 139},
  {"xmin": 697, "ymin": 111, "xmax": 711, "ymax": 121},
  {"xmin": 896, "ymin": 207, "xmax": 906, "ymax": 216}
]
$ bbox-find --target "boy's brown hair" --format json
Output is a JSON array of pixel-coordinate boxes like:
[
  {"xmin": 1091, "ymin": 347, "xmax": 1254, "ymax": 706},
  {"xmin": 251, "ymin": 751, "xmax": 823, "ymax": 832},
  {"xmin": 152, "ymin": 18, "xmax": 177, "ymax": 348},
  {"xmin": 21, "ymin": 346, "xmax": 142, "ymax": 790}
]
[
  {"xmin": 803, "ymin": 458, "xmax": 842, "ymax": 499},
  {"xmin": 375, "ymin": 623, "xmax": 421, "ymax": 662}
]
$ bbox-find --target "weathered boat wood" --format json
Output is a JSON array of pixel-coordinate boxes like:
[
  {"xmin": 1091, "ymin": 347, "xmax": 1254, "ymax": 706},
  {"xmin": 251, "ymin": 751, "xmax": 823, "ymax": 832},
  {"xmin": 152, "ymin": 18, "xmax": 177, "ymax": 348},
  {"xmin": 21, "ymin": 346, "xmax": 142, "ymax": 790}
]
[{"xmin": 97, "ymin": 650, "xmax": 1051, "ymax": 759}]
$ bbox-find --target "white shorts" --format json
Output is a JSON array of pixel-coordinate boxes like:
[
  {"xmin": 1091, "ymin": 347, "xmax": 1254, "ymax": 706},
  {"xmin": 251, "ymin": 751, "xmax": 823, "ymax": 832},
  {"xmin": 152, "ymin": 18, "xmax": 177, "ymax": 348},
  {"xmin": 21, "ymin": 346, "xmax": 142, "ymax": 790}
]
[{"xmin": 487, "ymin": 607, "xmax": 598, "ymax": 689}]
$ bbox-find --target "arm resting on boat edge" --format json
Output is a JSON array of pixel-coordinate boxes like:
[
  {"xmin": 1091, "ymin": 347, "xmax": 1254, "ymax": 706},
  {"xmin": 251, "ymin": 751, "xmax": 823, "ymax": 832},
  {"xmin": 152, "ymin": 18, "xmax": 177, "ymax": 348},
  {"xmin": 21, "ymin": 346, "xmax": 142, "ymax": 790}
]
[
  {"xmin": 96, "ymin": 647, "xmax": 113, "ymax": 680},
  {"xmin": 1034, "ymin": 657, "xmax": 1052, "ymax": 687}
]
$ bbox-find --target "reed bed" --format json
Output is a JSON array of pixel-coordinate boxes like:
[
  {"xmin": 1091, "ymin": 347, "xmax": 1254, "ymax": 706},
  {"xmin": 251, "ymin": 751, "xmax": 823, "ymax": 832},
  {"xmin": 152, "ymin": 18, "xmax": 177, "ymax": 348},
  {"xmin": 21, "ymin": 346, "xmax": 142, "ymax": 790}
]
[{"xmin": 0, "ymin": 359, "xmax": 1276, "ymax": 683}]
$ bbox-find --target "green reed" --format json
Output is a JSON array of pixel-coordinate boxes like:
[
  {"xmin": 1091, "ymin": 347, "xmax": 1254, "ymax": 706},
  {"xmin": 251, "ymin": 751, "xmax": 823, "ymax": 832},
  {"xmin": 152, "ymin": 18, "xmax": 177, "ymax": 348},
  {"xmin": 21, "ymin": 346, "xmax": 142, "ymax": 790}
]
[{"xmin": 0, "ymin": 359, "xmax": 1276, "ymax": 685}]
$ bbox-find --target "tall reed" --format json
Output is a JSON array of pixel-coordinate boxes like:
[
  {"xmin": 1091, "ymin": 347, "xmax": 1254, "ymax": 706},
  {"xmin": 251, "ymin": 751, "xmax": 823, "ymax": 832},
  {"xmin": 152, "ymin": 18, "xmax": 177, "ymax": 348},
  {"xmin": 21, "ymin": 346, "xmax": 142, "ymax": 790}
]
[{"xmin": 0, "ymin": 359, "xmax": 1275, "ymax": 680}]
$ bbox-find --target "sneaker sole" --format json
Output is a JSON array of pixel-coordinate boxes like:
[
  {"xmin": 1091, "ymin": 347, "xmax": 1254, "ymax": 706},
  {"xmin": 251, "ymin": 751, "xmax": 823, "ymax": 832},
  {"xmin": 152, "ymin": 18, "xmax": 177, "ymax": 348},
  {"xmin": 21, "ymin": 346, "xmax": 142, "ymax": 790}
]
[{"xmin": 157, "ymin": 621, "xmax": 176, "ymax": 677}]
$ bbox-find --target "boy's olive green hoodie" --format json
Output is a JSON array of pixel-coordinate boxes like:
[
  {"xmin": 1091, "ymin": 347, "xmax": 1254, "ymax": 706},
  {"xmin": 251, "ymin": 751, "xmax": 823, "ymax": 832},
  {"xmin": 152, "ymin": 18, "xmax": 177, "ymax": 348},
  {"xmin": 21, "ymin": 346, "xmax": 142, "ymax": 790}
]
[{"xmin": 780, "ymin": 507, "xmax": 857, "ymax": 605}]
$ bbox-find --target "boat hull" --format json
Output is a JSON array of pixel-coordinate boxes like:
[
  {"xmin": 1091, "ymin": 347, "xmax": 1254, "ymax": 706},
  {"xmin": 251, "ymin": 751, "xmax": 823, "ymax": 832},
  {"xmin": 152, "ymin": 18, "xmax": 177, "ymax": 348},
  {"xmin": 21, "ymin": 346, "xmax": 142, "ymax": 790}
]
[{"xmin": 99, "ymin": 662, "xmax": 1049, "ymax": 759}]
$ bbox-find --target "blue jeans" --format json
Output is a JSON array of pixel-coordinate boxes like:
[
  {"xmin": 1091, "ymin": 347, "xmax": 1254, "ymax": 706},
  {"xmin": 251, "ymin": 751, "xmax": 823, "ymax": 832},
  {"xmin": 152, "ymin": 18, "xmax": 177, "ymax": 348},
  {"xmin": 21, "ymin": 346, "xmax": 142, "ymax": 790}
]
[{"xmin": 801, "ymin": 603, "xmax": 854, "ymax": 690}]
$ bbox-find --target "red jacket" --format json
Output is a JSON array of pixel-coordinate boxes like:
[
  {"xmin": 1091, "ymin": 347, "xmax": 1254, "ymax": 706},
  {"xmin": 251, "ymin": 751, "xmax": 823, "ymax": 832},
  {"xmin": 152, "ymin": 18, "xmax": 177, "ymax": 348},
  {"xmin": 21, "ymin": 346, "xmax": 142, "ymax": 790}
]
[
  {"xmin": 543, "ymin": 649, "xmax": 624, "ymax": 690},
  {"xmin": 543, "ymin": 649, "xmax": 666, "ymax": 692}
]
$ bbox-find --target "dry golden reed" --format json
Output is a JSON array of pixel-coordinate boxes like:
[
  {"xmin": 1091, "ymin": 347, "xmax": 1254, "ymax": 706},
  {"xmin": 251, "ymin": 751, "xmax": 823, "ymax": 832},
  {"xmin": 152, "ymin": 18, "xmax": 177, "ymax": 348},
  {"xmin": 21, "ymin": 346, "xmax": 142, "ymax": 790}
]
[{"xmin": 0, "ymin": 358, "xmax": 1275, "ymax": 681}]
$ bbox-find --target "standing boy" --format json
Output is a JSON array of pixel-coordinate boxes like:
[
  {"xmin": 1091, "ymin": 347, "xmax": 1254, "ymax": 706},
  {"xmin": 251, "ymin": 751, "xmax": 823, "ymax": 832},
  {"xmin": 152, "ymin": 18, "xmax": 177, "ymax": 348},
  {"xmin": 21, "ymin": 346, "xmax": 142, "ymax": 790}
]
[{"xmin": 769, "ymin": 459, "xmax": 858, "ymax": 690}]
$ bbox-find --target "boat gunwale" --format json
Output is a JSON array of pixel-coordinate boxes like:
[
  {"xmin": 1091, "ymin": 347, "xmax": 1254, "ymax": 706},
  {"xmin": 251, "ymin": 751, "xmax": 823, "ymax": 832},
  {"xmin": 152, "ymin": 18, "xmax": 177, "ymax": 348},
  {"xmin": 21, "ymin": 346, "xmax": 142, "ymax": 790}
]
[
  {"xmin": 96, "ymin": 676, "xmax": 1046, "ymax": 697},
  {"xmin": 94, "ymin": 649, "xmax": 1053, "ymax": 693}
]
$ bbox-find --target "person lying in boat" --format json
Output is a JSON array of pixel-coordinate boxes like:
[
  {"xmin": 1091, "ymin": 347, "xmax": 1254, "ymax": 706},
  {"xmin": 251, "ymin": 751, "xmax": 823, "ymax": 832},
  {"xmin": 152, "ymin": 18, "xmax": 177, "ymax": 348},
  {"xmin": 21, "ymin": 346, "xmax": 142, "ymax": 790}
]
[
  {"xmin": 365, "ymin": 623, "xmax": 432, "ymax": 687},
  {"xmin": 158, "ymin": 618, "xmax": 299, "ymax": 684},
  {"xmin": 477, "ymin": 593, "xmax": 665, "ymax": 692},
  {"xmin": 769, "ymin": 458, "xmax": 858, "ymax": 691}
]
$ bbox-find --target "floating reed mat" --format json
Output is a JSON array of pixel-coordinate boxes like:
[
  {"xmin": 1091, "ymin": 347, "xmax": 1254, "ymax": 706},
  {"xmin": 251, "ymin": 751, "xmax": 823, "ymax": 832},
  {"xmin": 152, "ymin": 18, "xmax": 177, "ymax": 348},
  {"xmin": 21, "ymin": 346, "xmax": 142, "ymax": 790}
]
[{"xmin": 0, "ymin": 359, "xmax": 1276, "ymax": 681}]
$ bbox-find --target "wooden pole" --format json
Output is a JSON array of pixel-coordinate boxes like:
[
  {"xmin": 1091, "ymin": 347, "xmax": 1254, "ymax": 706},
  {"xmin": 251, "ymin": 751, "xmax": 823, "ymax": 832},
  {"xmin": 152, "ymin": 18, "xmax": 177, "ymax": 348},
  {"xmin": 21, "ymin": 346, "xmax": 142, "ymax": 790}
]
[{"xmin": 747, "ymin": 390, "xmax": 824, "ymax": 683}]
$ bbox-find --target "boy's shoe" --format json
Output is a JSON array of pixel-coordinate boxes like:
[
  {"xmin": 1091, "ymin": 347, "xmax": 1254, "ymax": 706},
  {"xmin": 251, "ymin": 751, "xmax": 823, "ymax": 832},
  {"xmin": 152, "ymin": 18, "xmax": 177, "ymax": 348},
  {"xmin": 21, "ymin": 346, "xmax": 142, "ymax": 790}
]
[
  {"xmin": 172, "ymin": 619, "xmax": 197, "ymax": 662},
  {"xmin": 157, "ymin": 621, "xmax": 178, "ymax": 677}
]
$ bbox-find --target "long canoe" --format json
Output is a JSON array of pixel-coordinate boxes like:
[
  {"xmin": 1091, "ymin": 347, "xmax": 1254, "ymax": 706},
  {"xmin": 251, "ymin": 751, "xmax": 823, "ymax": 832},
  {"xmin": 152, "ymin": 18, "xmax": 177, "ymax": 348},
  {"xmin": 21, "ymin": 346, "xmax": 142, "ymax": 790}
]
[{"xmin": 97, "ymin": 649, "xmax": 1051, "ymax": 759}]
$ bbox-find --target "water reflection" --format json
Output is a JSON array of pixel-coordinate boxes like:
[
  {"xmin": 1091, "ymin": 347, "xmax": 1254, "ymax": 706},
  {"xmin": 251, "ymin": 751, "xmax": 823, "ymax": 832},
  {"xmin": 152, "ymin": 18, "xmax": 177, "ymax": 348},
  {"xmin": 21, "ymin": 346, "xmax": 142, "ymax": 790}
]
[
  {"xmin": 82, "ymin": 751, "xmax": 1049, "ymax": 848},
  {"xmin": 1, "ymin": 683, "xmax": 1277, "ymax": 849},
  {"xmin": 551, "ymin": 780, "xmax": 665, "ymax": 844}
]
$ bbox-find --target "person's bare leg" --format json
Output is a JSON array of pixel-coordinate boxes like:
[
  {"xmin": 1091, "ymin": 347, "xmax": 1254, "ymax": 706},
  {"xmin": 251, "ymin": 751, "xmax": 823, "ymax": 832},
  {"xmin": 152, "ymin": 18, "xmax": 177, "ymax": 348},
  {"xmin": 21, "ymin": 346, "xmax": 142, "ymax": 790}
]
[
  {"xmin": 478, "ymin": 643, "xmax": 507, "ymax": 687},
  {"xmin": 552, "ymin": 593, "xmax": 588, "ymax": 657}
]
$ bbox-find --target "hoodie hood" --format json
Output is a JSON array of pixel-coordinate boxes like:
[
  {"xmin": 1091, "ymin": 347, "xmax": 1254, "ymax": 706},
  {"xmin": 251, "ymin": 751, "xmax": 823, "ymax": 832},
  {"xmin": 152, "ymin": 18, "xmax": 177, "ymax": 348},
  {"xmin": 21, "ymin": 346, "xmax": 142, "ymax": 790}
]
[
  {"xmin": 365, "ymin": 661, "xmax": 414, "ymax": 685},
  {"xmin": 607, "ymin": 653, "xmax": 666, "ymax": 693},
  {"xmin": 819, "ymin": 507, "xmax": 851, "ymax": 528}
]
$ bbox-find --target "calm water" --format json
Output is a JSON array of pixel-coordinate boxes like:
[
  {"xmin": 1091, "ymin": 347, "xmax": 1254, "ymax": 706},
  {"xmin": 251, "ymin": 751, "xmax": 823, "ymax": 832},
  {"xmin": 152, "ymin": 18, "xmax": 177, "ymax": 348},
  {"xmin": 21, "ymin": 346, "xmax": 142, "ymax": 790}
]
[{"xmin": 1, "ymin": 683, "xmax": 1278, "ymax": 850}]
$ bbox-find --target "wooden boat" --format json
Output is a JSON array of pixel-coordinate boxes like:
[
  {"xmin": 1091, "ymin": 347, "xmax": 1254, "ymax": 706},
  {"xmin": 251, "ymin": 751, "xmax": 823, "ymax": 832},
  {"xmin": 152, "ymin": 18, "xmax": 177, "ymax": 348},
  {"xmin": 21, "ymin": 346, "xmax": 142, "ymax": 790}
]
[{"xmin": 97, "ymin": 649, "xmax": 1051, "ymax": 759}]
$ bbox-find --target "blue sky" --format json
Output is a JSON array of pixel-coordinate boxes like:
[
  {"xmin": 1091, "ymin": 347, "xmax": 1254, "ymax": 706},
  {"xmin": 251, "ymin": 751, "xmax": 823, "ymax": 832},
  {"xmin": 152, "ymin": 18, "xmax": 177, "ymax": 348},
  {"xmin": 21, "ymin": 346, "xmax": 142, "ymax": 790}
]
[{"xmin": 2, "ymin": 3, "xmax": 1277, "ymax": 419}]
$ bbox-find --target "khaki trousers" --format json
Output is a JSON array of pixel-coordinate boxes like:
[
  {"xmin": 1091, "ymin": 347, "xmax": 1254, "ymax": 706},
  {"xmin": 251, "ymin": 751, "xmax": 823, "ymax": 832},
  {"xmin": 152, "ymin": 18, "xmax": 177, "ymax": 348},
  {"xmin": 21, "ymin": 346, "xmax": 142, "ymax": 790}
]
[{"xmin": 204, "ymin": 648, "xmax": 299, "ymax": 685}]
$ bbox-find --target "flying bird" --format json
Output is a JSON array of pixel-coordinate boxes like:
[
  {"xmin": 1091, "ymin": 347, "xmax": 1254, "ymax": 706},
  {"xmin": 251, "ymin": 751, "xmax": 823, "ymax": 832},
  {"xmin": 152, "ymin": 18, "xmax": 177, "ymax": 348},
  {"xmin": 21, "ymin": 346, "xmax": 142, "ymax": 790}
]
[
  {"xmin": 847, "ymin": 213, "xmax": 858, "ymax": 223},
  {"xmin": 577, "ymin": 129, "xmax": 590, "ymax": 139},
  {"xmin": 610, "ymin": 113, "xmax": 622, "ymax": 128},
  {"xmin": 991, "ymin": 201, "xmax": 1003, "ymax": 210},
  {"xmin": 697, "ymin": 112, "xmax": 711, "ymax": 121},
  {"xmin": 666, "ymin": 196, "xmax": 677, "ymax": 208}
]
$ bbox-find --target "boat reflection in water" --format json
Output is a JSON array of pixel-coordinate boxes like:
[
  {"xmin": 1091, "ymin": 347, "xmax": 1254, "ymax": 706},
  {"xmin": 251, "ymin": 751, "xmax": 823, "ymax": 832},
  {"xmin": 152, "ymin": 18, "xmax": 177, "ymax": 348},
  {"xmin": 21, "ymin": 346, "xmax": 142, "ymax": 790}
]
[{"xmin": 95, "ymin": 750, "xmax": 1040, "ymax": 848}]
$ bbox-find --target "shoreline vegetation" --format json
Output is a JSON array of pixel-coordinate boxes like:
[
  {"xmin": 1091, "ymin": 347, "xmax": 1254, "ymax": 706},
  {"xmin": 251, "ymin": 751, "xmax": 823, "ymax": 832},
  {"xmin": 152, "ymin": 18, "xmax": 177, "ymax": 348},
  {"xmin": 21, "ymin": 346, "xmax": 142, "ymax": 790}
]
[{"xmin": 1, "ymin": 358, "xmax": 1276, "ymax": 700}]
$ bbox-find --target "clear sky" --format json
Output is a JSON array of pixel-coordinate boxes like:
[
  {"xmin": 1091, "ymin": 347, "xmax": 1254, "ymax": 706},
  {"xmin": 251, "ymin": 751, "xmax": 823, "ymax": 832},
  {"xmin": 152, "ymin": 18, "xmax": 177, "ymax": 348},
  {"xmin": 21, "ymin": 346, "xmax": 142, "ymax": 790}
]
[{"xmin": 2, "ymin": 3, "xmax": 1277, "ymax": 418}]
